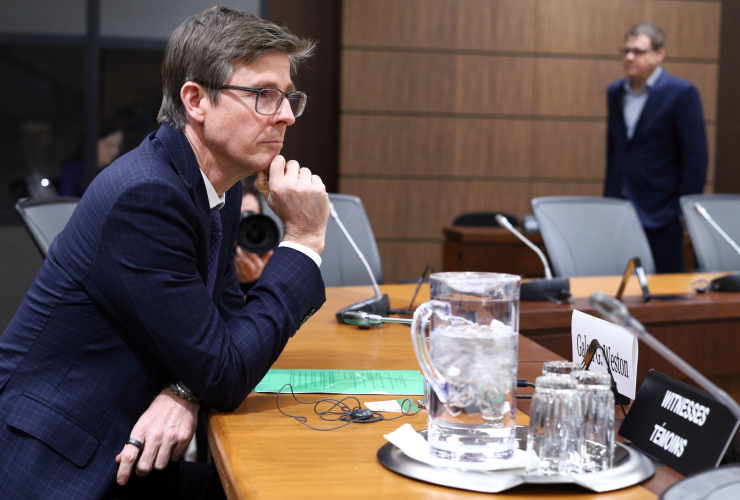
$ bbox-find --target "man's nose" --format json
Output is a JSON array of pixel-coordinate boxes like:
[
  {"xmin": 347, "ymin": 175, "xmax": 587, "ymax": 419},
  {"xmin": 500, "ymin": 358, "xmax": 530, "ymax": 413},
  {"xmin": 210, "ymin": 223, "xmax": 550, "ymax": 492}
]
[{"xmin": 272, "ymin": 97, "xmax": 296, "ymax": 125}]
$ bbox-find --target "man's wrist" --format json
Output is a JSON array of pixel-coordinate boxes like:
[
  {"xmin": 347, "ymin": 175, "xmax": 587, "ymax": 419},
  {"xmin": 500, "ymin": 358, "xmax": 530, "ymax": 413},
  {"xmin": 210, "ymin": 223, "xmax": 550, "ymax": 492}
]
[{"xmin": 168, "ymin": 380, "xmax": 201, "ymax": 403}]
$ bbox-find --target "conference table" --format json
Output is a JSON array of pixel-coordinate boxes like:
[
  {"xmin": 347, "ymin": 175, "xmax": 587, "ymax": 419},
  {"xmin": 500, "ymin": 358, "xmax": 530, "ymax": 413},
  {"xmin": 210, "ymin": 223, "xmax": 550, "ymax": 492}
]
[{"xmin": 205, "ymin": 276, "xmax": 740, "ymax": 499}]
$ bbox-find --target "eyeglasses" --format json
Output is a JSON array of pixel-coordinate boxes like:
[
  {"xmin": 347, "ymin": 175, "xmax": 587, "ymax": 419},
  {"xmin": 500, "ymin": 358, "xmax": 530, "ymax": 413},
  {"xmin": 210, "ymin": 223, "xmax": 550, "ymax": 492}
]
[
  {"xmin": 620, "ymin": 47, "xmax": 652, "ymax": 57},
  {"xmin": 217, "ymin": 84, "xmax": 308, "ymax": 117}
]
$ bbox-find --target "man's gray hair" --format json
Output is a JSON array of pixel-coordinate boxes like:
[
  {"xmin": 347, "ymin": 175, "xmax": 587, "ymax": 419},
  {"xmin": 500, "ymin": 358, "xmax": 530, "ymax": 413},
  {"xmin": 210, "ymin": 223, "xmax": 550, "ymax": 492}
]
[
  {"xmin": 624, "ymin": 23, "xmax": 666, "ymax": 51},
  {"xmin": 158, "ymin": 6, "xmax": 316, "ymax": 131}
]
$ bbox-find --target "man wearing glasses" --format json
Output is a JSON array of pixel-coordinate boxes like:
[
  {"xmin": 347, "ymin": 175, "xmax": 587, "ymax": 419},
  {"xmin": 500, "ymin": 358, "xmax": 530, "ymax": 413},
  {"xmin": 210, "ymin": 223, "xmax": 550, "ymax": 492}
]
[
  {"xmin": 0, "ymin": 7, "xmax": 327, "ymax": 500},
  {"xmin": 604, "ymin": 23, "xmax": 707, "ymax": 273}
]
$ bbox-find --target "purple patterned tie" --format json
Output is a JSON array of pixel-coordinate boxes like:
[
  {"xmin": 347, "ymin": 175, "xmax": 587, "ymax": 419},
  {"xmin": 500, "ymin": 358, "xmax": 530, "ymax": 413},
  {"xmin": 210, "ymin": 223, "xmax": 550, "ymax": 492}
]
[{"xmin": 206, "ymin": 207, "xmax": 222, "ymax": 296}]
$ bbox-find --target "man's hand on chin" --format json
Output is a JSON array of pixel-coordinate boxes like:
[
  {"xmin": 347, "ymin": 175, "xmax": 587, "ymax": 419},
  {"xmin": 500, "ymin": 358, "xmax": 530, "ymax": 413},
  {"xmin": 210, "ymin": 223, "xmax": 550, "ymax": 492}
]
[
  {"xmin": 256, "ymin": 155, "xmax": 330, "ymax": 255},
  {"xmin": 115, "ymin": 388, "xmax": 199, "ymax": 485}
]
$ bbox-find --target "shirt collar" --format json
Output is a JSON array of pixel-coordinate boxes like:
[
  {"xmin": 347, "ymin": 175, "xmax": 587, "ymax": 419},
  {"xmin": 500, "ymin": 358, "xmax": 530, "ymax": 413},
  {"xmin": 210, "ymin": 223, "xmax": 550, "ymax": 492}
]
[
  {"xmin": 200, "ymin": 170, "xmax": 226, "ymax": 210},
  {"xmin": 623, "ymin": 66, "xmax": 663, "ymax": 95}
]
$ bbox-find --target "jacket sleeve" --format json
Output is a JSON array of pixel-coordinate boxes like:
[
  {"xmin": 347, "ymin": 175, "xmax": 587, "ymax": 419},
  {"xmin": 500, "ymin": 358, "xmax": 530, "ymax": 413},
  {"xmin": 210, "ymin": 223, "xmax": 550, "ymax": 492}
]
[
  {"xmin": 85, "ymin": 177, "xmax": 325, "ymax": 412},
  {"xmin": 675, "ymin": 85, "xmax": 708, "ymax": 196}
]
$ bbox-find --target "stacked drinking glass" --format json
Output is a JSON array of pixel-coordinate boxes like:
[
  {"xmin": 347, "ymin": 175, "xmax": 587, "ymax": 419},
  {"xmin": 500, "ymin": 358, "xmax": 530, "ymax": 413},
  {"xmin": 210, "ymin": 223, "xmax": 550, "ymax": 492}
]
[{"xmin": 527, "ymin": 364, "xmax": 615, "ymax": 475}]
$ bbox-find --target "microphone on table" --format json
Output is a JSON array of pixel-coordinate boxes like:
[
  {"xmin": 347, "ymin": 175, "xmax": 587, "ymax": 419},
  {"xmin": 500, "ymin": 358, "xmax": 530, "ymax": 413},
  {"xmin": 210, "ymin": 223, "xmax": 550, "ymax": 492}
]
[
  {"xmin": 341, "ymin": 311, "xmax": 412, "ymax": 327},
  {"xmin": 330, "ymin": 202, "xmax": 390, "ymax": 324},
  {"xmin": 694, "ymin": 203, "xmax": 740, "ymax": 292},
  {"xmin": 495, "ymin": 214, "xmax": 570, "ymax": 303}
]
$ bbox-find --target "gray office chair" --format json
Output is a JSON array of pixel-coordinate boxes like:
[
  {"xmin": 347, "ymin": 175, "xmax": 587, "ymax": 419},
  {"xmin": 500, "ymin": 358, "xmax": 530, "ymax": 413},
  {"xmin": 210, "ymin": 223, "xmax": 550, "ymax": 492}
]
[
  {"xmin": 15, "ymin": 197, "xmax": 80, "ymax": 259},
  {"xmin": 680, "ymin": 194, "xmax": 740, "ymax": 271},
  {"xmin": 321, "ymin": 194, "xmax": 383, "ymax": 287},
  {"xmin": 531, "ymin": 196, "xmax": 655, "ymax": 277}
]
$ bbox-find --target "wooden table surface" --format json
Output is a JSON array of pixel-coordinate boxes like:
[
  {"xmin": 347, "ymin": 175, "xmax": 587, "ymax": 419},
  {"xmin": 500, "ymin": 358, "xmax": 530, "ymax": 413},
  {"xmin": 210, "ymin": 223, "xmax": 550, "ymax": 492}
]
[
  {"xmin": 208, "ymin": 283, "xmax": 688, "ymax": 500},
  {"xmin": 517, "ymin": 272, "xmax": 740, "ymax": 390}
]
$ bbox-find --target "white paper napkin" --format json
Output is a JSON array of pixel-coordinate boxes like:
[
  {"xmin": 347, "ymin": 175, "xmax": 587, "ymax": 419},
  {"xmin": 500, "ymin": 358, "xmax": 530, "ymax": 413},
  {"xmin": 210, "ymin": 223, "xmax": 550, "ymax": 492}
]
[{"xmin": 383, "ymin": 423, "xmax": 545, "ymax": 472}]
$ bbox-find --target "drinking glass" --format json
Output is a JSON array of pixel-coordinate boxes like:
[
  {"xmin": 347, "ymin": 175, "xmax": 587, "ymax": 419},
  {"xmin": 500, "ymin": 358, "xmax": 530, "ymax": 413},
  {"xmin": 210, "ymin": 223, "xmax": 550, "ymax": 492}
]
[
  {"xmin": 527, "ymin": 375, "xmax": 583, "ymax": 474},
  {"xmin": 411, "ymin": 272, "xmax": 520, "ymax": 465},
  {"xmin": 542, "ymin": 360, "xmax": 582, "ymax": 377},
  {"xmin": 574, "ymin": 370, "xmax": 615, "ymax": 472}
]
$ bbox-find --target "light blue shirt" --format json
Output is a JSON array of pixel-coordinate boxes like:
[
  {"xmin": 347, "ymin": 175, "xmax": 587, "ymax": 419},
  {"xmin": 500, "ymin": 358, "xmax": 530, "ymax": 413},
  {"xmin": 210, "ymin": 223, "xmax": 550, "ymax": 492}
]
[{"xmin": 622, "ymin": 66, "xmax": 663, "ymax": 140}]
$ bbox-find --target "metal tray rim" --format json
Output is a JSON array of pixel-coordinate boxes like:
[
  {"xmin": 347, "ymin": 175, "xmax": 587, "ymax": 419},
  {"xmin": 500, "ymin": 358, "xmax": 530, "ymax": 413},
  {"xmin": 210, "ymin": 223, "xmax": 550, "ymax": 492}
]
[{"xmin": 377, "ymin": 428, "xmax": 655, "ymax": 494}]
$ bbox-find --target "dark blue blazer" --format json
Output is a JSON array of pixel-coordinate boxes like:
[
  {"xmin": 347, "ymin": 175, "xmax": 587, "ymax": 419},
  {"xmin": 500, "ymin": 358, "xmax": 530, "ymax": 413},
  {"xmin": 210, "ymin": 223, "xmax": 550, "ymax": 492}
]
[
  {"xmin": 0, "ymin": 123, "xmax": 325, "ymax": 499},
  {"xmin": 604, "ymin": 71, "xmax": 708, "ymax": 229}
]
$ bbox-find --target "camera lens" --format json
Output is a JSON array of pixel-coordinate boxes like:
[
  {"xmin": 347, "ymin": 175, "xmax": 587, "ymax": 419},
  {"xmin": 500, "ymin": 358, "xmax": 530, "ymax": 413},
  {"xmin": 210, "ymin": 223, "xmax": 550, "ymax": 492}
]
[{"xmin": 236, "ymin": 211, "xmax": 280, "ymax": 256}]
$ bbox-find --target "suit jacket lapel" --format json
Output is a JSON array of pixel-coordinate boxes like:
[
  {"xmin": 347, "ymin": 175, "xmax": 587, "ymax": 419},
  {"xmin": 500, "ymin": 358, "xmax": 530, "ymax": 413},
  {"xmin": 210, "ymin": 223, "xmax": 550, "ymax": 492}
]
[{"xmin": 156, "ymin": 124, "xmax": 213, "ymax": 281}]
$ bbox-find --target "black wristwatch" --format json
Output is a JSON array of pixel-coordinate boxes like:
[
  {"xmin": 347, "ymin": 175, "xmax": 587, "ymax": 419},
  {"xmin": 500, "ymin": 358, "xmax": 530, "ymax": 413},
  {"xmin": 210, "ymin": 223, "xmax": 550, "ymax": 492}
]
[{"xmin": 168, "ymin": 380, "xmax": 201, "ymax": 403}]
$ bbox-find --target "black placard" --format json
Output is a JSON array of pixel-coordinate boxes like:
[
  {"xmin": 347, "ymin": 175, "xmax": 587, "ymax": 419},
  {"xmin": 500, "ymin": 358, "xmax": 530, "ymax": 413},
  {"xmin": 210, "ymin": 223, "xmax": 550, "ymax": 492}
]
[{"xmin": 619, "ymin": 370, "xmax": 739, "ymax": 475}]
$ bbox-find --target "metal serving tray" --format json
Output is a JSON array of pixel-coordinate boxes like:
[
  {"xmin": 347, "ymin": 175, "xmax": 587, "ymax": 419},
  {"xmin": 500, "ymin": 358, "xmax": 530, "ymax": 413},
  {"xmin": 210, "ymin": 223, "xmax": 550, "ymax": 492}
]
[{"xmin": 377, "ymin": 426, "xmax": 655, "ymax": 494}]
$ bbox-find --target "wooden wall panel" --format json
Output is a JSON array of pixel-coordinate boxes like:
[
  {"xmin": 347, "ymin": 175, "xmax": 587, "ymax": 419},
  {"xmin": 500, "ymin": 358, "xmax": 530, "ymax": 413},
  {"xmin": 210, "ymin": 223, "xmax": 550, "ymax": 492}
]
[
  {"xmin": 536, "ymin": 0, "xmax": 645, "ymax": 55},
  {"xmin": 534, "ymin": 59, "xmax": 623, "ymax": 117},
  {"xmin": 377, "ymin": 242, "xmax": 442, "ymax": 284},
  {"xmin": 340, "ymin": 178, "xmax": 531, "ymax": 239},
  {"xmin": 340, "ymin": 115, "xmax": 532, "ymax": 178},
  {"xmin": 529, "ymin": 181, "xmax": 603, "ymax": 200},
  {"xmin": 342, "ymin": 0, "xmax": 536, "ymax": 52},
  {"xmin": 342, "ymin": 51, "xmax": 535, "ymax": 115},
  {"xmin": 646, "ymin": 0, "xmax": 721, "ymax": 59},
  {"xmin": 531, "ymin": 121, "xmax": 607, "ymax": 179},
  {"xmin": 340, "ymin": 0, "xmax": 721, "ymax": 283}
]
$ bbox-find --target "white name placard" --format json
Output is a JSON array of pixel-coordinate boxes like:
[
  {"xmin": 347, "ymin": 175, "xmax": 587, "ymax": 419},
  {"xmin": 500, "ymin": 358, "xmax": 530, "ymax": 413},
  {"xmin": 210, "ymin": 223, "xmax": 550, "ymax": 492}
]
[{"xmin": 571, "ymin": 310, "xmax": 638, "ymax": 399}]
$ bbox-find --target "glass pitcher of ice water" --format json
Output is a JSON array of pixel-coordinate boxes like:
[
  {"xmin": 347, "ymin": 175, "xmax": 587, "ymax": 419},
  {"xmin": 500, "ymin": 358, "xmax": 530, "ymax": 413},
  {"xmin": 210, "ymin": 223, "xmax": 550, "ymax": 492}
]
[{"xmin": 411, "ymin": 272, "xmax": 520, "ymax": 465}]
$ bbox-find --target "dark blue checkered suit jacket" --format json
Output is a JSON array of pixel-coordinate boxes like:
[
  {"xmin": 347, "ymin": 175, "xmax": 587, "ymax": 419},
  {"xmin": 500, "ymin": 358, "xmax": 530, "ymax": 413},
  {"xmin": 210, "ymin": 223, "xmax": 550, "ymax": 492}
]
[{"xmin": 0, "ymin": 123, "xmax": 325, "ymax": 499}]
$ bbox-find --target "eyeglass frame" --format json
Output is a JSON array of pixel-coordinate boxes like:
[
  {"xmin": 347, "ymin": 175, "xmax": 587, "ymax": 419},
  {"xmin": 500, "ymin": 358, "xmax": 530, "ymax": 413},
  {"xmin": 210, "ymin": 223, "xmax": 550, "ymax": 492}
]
[
  {"xmin": 619, "ymin": 47, "xmax": 654, "ymax": 57},
  {"xmin": 207, "ymin": 83, "xmax": 309, "ymax": 117}
]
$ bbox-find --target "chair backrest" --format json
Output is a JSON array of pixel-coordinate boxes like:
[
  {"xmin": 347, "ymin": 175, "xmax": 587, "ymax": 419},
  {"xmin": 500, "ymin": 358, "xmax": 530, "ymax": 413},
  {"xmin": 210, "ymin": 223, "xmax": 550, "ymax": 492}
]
[
  {"xmin": 531, "ymin": 196, "xmax": 655, "ymax": 277},
  {"xmin": 321, "ymin": 194, "xmax": 383, "ymax": 287},
  {"xmin": 453, "ymin": 212, "xmax": 519, "ymax": 227},
  {"xmin": 14, "ymin": 197, "xmax": 80, "ymax": 259},
  {"xmin": 680, "ymin": 194, "xmax": 740, "ymax": 271}
]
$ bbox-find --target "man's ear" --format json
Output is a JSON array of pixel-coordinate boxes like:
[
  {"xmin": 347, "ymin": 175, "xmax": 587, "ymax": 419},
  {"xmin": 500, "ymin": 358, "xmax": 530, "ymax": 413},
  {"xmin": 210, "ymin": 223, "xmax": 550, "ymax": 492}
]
[
  {"xmin": 180, "ymin": 82, "xmax": 208, "ymax": 124},
  {"xmin": 655, "ymin": 47, "xmax": 666, "ymax": 64}
]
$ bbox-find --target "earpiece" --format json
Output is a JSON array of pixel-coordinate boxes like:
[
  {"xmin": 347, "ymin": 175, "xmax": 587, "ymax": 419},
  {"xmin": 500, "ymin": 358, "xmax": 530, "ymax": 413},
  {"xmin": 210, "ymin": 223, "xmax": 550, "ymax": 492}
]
[
  {"xmin": 276, "ymin": 383, "xmax": 418, "ymax": 430},
  {"xmin": 349, "ymin": 409, "xmax": 374, "ymax": 420}
]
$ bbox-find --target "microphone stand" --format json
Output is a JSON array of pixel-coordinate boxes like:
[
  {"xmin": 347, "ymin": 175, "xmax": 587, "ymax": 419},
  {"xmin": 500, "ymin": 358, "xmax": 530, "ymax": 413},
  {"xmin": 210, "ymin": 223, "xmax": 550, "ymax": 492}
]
[
  {"xmin": 495, "ymin": 214, "xmax": 570, "ymax": 303},
  {"xmin": 589, "ymin": 291, "xmax": 740, "ymax": 422},
  {"xmin": 330, "ymin": 202, "xmax": 390, "ymax": 324},
  {"xmin": 694, "ymin": 203, "xmax": 740, "ymax": 291}
]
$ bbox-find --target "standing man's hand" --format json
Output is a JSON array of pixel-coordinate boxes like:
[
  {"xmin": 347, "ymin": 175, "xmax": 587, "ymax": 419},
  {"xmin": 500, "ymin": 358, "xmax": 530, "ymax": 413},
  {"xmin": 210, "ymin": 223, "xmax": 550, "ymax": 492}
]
[
  {"xmin": 256, "ymin": 155, "xmax": 329, "ymax": 255},
  {"xmin": 115, "ymin": 388, "xmax": 199, "ymax": 485}
]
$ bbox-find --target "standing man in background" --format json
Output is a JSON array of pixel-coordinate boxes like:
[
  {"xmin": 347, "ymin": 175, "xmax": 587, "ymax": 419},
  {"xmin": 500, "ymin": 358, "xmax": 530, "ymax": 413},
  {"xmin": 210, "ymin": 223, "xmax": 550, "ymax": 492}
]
[{"xmin": 604, "ymin": 23, "xmax": 707, "ymax": 273}]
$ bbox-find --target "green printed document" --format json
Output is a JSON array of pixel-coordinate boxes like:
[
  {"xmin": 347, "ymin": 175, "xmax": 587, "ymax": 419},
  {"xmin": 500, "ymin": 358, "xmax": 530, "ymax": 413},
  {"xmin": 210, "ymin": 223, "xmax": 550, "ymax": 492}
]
[{"xmin": 253, "ymin": 369, "xmax": 424, "ymax": 395}]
